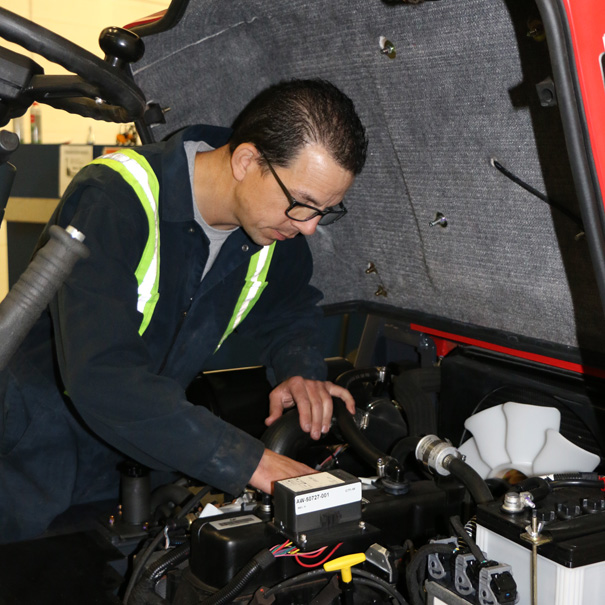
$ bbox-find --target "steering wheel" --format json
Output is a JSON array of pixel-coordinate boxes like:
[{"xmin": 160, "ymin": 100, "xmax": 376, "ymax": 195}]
[{"xmin": 0, "ymin": 7, "xmax": 146, "ymax": 123}]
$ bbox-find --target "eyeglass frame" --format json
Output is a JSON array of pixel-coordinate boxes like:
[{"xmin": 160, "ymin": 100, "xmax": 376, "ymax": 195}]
[{"xmin": 257, "ymin": 149, "xmax": 348, "ymax": 226}]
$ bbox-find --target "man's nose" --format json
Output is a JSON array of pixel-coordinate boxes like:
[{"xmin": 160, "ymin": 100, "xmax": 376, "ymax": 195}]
[{"xmin": 295, "ymin": 215, "xmax": 322, "ymax": 236}]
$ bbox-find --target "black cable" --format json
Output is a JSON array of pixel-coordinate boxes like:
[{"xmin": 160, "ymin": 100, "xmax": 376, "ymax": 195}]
[
  {"xmin": 352, "ymin": 569, "xmax": 408, "ymax": 604},
  {"xmin": 201, "ymin": 548, "xmax": 276, "ymax": 605},
  {"xmin": 405, "ymin": 543, "xmax": 455, "ymax": 605},
  {"xmin": 450, "ymin": 516, "xmax": 485, "ymax": 564},
  {"xmin": 491, "ymin": 158, "xmax": 584, "ymax": 229},
  {"xmin": 123, "ymin": 527, "xmax": 167, "ymax": 604},
  {"xmin": 550, "ymin": 479, "xmax": 603, "ymax": 489},
  {"xmin": 261, "ymin": 569, "xmax": 328, "ymax": 598}
]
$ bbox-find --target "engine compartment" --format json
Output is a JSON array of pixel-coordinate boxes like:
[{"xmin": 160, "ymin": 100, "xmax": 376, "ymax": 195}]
[{"xmin": 3, "ymin": 321, "xmax": 603, "ymax": 605}]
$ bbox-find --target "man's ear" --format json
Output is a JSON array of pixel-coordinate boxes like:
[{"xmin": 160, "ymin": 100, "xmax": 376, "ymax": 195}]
[{"xmin": 231, "ymin": 143, "xmax": 260, "ymax": 182}]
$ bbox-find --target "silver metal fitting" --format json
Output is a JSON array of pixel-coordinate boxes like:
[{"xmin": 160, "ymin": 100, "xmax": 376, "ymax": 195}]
[
  {"xmin": 502, "ymin": 491, "xmax": 535, "ymax": 514},
  {"xmin": 415, "ymin": 435, "xmax": 460, "ymax": 476}
]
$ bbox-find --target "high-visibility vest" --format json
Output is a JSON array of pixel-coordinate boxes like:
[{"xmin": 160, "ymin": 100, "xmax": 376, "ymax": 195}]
[{"xmin": 90, "ymin": 149, "xmax": 275, "ymax": 345}]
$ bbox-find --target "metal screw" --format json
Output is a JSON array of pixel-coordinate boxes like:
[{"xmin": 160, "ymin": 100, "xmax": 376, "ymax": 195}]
[
  {"xmin": 299, "ymin": 534, "xmax": 307, "ymax": 544},
  {"xmin": 379, "ymin": 37, "xmax": 396, "ymax": 59},
  {"xmin": 429, "ymin": 212, "xmax": 448, "ymax": 228},
  {"xmin": 359, "ymin": 521, "xmax": 366, "ymax": 531},
  {"xmin": 108, "ymin": 515, "xmax": 115, "ymax": 526}
]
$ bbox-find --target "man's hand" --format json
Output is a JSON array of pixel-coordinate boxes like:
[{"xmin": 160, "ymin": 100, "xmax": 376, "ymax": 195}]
[
  {"xmin": 249, "ymin": 448, "xmax": 315, "ymax": 494},
  {"xmin": 265, "ymin": 377, "xmax": 356, "ymax": 440}
]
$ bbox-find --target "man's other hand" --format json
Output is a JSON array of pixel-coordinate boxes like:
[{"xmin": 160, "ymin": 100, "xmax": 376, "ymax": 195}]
[
  {"xmin": 249, "ymin": 448, "xmax": 315, "ymax": 494},
  {"xmin": 265, "ymin": 377, "xmax": 356, "ymax": 440}
]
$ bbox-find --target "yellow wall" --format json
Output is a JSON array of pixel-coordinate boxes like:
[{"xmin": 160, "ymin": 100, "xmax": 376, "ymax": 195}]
[
  {"xmin": 3, "ymin": 0, "xmax": 168, "ymax": 145},
  {"xmin": 0, "ymin": 0, "xmax": 168, "ymax": 299}
]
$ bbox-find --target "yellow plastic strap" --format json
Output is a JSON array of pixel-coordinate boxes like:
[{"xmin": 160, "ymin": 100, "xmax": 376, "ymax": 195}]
[
  {"xmin": 90, "ymin": 149, "xmax": 160, "ymax": 335},
  {"xmin": 215, "ymin": 242, "xmax": 276, "ymax": 351},
  {"xmin": 323, "ymin": 553, "xmax": 366, "ymax": 583}
]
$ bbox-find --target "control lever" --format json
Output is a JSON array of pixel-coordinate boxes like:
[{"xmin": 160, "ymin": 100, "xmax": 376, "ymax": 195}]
[
  {"xmin": 0, "ymin": 224, "xmax": 89, "ymax": 370},
  {"xmin": 0, "ymin": 130, "xmax": 19, "ymax": 223}
]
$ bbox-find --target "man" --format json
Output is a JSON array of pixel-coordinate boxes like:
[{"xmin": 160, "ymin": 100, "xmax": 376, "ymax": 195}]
[{"xmin": 0, "ymin": 78, "xmax": 368, "ymax": 542}]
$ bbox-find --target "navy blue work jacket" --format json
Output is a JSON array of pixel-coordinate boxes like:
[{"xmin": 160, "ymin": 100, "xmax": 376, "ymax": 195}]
[{"xmin": 0, "ymin": 126, "xmax": 326, "ymax": 540}]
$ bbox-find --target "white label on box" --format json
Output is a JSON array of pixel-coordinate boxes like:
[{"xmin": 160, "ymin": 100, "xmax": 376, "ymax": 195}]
[
  {"xmin": 294, "ymin": 482, "xmax": 361, "ymax": 515},
  {"xmin": 279, "ymin": 472, "xmax": 344, "ymax": 493}
]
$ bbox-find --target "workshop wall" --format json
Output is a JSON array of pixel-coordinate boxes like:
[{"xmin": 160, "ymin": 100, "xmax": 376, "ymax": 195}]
[{"xmin": 2, "ymin": 0, "xmax": 168, "ymax": 145}]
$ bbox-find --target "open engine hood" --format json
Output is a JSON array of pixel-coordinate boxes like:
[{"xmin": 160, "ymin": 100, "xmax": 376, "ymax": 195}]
[{"xmin": 130, "ymin": 0, "xmax": 605, "ymax": 370}]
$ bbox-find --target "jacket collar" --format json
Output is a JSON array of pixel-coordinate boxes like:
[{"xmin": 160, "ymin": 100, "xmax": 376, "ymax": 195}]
[{"xmin": 157, "ymin": 125, "xmax": 233, "ymax": 224}]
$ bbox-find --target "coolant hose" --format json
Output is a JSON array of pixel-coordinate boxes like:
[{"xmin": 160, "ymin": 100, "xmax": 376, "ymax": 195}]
[
  {"xmin": 0, "ymin": 224, "xmax": 89, "ymax": 370},
  {"xmin": 150, "ymin": 484, "xmax": 192, "ymax": 520},
  {"xmin": 333, "ymin": 368, "xmax": 403, "ymax": 480},
  {"xmin": 201, "ymin": 548, "xmax": 276, "ymax": 605},
  {"xmin": 446, "ymin": 456, "xmax": 494, "ymax": 504},
  {"xmin": 261, "ymin": 408, "xmax": 310, "ymax": 457}
]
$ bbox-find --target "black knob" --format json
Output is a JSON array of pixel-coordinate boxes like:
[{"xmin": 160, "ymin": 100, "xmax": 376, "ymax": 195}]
[{"xmin": 99, "ymin": 27, "xmax": 145, "ymax": 68}]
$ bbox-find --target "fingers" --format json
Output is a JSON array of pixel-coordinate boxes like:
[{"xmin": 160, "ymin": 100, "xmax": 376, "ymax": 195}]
[
  {"xmin": 325, "ymin": 383, "xmax": 356, "ymax": 416},
  {"xmin": 266, "ymin": 378, "xmax": 356, "ymax": 441},
  {"xmin": 265, "ymin": 385, "xmax": 294, "ymax": 427}
]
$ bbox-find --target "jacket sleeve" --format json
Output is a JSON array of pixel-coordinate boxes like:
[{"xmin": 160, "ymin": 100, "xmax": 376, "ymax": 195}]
[
  {"xmin": 49, "ymin": 168, "xmax": 264, "ymax": 496},
  {"xmin": 239, "ymin": 235, "xmax": 328, "ymax": 384}
]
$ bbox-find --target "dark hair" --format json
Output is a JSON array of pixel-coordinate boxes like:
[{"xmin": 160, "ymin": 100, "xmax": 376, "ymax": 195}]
[{"xmin": 229, "ymin": 79, "xmax": 368, "ymax": 175}]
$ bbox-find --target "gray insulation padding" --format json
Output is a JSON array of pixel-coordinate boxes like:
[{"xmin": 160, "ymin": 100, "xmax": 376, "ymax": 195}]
[{"xmin": 131, "ymin": 0, "xmax": 605, "ymax": 355}]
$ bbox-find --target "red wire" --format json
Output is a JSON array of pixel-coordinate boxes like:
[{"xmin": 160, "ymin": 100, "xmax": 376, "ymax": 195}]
[
  {"xmin": 294, "ymin": 546, "xmax": 327, "ymax": 558},
  {"xmin": 295, "ymin": 543, "xmax": 343, "ymax": 568}
]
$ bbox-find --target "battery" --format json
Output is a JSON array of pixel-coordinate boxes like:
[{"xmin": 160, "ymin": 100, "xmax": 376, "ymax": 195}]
[{"xmin": 274, "ymin": 470, "xmax": 362, "ymax": 535}]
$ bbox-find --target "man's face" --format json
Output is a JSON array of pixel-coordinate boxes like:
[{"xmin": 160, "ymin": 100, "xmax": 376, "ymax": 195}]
[{"xmin": 235, "ymin": 144, "xmax": 354, "ymax": 246}]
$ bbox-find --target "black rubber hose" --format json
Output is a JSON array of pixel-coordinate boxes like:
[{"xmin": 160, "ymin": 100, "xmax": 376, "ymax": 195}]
[
  {"xmin": 333, "ymin": 367, "xmax": 404, "ymax": 480},
  {"xmin": 446, "ymin": 456, "xmax": 493, "ymax": 504},
  {"xmin": 261, "ymin": 409, "xmax": 311, "ymax": 457},
  {"xmin": 406, "ymin": 543, "xmax": 455, "ymax": 605},
  {"xmin": 201, "ymin": 548, "xmax": 276, "ymax": 605},
  {"xmin": 150, "ymin": 484, "xmax": 192, "ymax": 519},
  {"xmin": 333, "ymin": 398, "xmax": 384, "ymax": 465},
  {"xmin": 0, "ymin": 225, "xmax": 89, "ymax": 370},
  {"xmin": 514, "ymin": 477, "xmax": 552, "ymax": 503},
  {"xmin": 450, "ymin": 515, "xmax": 486, "ymax": 563}
]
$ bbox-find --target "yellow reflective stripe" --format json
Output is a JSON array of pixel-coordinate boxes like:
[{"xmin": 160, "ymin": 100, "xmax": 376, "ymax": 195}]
[
  {"xmin": 215, "ymin": 242, "xmax": 276, "ymax": 351},
  {"xmin": 91, "ymin": 150, "xmax": 160, "ymax": 335}
]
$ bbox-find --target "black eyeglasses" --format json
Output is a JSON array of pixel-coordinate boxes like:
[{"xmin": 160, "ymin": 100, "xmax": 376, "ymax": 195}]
[{"xmin": 259, "ymin": 152, "xmax": 347, "ymax": 226}]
